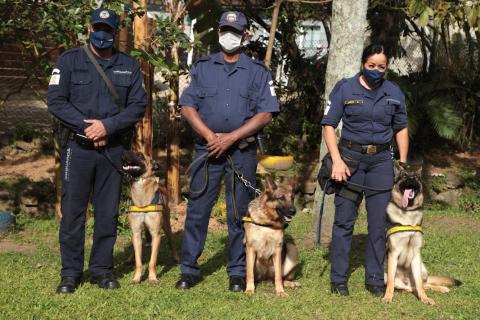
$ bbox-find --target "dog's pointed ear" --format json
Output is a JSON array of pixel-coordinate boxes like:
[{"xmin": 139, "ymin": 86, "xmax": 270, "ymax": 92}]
[
  {"xmin": 264, "ymin": 175, "xmax": 277, "ymax": 195},
  {"xmin": 151, "ymin": 160, "xmax": 161, "ymax": 175},
  {"xmin": 415, "ymin": 166, "xmax": 423, "ymax": 177},
  {"xmin": 394, "ymin": 161, "xmax": 405, "ymax": 177}
]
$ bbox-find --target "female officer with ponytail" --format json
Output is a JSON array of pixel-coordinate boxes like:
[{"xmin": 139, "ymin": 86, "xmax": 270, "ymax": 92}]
[{"xmin": 321, "ymin": 44, "xmax": 409, "ymax": 297}]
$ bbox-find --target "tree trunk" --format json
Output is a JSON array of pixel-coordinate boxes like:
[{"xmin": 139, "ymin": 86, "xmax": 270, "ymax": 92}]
[
  {"xmin": 312, "ymin": 0, "xmax": 368, "ymax": 246},
  {"xmin": 133, "ymin": 0, "xmax": 153, "ymax": 156},
  {"xmin": 264, "ymin": 0, "xmax": 282, "ymax": 68}
]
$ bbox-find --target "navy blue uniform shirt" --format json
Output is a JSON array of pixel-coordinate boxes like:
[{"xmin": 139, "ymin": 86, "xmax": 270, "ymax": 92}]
[
  {"xmin": 321, "ymin": 73, "xmax": 408, "ymax": 145},
  {"xmin": 179, "ymin": 52, "xmax": 280, "ymax": 133},
  {"xmin": 48, "ymin": 47, "xmax": 146, "ymax": 135}
]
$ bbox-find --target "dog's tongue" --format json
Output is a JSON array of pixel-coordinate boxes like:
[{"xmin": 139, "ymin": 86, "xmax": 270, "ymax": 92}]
[{"xmin": 402, "ymin": 189, "xmax": 414, "ymax": 208}]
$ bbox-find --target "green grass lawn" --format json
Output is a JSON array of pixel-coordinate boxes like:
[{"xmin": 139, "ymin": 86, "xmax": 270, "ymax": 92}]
[{"xmin": 1, "ymin": 208, "xmax": 479, "ymax": 320}]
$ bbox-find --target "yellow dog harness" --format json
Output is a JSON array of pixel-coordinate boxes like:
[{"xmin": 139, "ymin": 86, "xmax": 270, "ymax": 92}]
[
  {"xmin": 127, "ymin": 205, "xmax": 162, "ymax": 213},
  {"xmin": 386, "ymin": 225, "xmax": 423, "ymax": 238}
]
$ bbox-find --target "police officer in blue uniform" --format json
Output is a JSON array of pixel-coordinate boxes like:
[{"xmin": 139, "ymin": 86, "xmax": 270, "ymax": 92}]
[
  {"xmin": 175, "ymin": 11, "xmax": 279, "ymax": 292},
  {"xmin": 321, "ymin": 44, "xmax": 409, "ymax": 297},
  {"xmin": 48, "ymin": 8, "xmax": 146, "ymax": 294}
]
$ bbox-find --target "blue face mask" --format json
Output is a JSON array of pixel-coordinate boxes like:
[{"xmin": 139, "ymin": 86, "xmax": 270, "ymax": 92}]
[
  {"xmin": 89, "ymin": 31, "xmax": 114, "ymax": 49},
  {"xmin": 362, "ymin": 68, "xmax": 385, "ymax": 86}
]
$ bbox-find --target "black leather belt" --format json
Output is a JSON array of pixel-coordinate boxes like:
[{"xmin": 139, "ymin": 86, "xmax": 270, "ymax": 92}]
[
  {"xmin": 69, "ymin": 133, "xmax": 121, "ymax": 149},
  {"xmin": 339, "ymin": 138, "xmax": 390, "ymax": 155}
]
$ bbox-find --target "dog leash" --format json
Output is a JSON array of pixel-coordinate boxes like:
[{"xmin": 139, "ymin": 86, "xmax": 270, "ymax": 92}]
[{"xmin": 186, "ymin": 151, "xmax": 260, "ymax": 221}]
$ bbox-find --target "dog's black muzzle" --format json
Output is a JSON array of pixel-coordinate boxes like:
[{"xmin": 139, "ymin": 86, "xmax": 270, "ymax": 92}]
[
  {"xmin": 277, "ymin": 207, "xmax": 297, "ymax": 223},
  {"xmin": 122, "ymin": 151, "xmax": 146, "ymax": 177}
]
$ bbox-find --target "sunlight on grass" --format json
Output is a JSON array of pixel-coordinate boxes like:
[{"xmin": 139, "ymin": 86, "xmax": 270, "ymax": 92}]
[{"xmin": 1, "ymin": 208, "xmax": 479, "ymax": 319}]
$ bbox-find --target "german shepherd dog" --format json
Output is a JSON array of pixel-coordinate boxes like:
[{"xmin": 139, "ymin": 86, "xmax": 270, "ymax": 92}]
[
  {"xmin": 122, "ymin": 151, "xmax": 178, "ymax": 284},
  {"xmin": 383, "ymin": 163, "xmax": 461, "ymax": 304},
  {"xmin": 244, "ymin": 176, "xmax": 299, "ymax": 297}
]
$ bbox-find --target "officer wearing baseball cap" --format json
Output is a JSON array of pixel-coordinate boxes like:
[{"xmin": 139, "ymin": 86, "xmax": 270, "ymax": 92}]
[
  {"xmin": 175, "ymin": 11, "xmax": 279, "ymax": 292},
  {"xmin": 48, "ymin": 8, "xmax": 146, "ymax": 294}
]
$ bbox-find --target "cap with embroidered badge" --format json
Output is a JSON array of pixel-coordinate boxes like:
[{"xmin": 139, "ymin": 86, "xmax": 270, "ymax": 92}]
[
  {"xmin": 90, "ymin": 8, "xmax": 119, "ymax": 29},
  {"xmin": 218, "ymin": 11, "xmax": 248, "ymax": 32}
]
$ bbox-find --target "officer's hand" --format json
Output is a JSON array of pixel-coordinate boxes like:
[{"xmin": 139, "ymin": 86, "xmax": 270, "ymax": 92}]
[
  {"xmin": 207, "ymin": 133, "xmax": 238, "ymax": 158},
  {"xmin": 331, "ymin": 159, "xmax": 351, "ymax": 182},
  {"xmin": 84, "ymin": 119, "xmax": 107, "ymax": 140},
  {"xmin": 94, "ymin": 137, "xmax": 108, "ymax": 148}
]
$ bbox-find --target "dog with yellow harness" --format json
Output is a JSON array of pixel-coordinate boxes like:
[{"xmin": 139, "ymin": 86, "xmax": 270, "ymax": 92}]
[
  {"xmin": 383, "ymin": 162, "xmax": 461, "ymax": 304},
  {"xmin": 122, "ymin": 151, "xmax": 178, "ymax": 284}
]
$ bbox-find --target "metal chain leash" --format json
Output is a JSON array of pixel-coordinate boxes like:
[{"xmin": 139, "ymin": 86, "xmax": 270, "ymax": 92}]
[{"xmin": 227, "ymin": 155, "xmax": 262, "ymax": 197}]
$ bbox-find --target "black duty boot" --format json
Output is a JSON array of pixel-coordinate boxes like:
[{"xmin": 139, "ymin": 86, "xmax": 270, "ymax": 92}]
[
  {"xmin": 365, "ymin": 284, "xmax": 386, "ymax": 297},
  {"xmin": 56, "ymin": 276, "xmax": 81, "ymax": 294},
  {"xmin": 89, "ymin": 274, "xmax": 120, "ymax": 289},
  {"xmin": 229, "ymin": 276, "xmax": 246, "ymax": 292},
  {"xmin": 331, "ymin": 282, "xmax": 349, "ymax": 296},
  {"xmin": 175, "ymin": 274, "xmax": 201, "ymax": 289}
]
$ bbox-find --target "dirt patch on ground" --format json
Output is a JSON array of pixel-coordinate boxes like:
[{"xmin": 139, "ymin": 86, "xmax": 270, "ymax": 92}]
[
  {"xmin": 0, "ymin": 147, "xmax": 54, "ymax": 182},
  {"xmin": 0, "ymin": 238, "xmax": 36, "ymax": 254},
  {"xmin": 425, "ymin": 216, "xmax": 480, "ymax": 235},
  {"xmin": 169, "ymin": 202, "xmax": 226, "ymax": 233}
]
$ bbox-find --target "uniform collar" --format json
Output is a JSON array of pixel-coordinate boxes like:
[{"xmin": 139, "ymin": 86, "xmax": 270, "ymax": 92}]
[
  {"xmin": 352, "ymin": 73, "xmax": 391, "ymax": 99},
  {"xmin": 81, "ymin": 45, "xmax": 123, "ymax": 67},
  {"xmin": 212, "ymin": 52, "xmax": 249, "ymax": 69}
]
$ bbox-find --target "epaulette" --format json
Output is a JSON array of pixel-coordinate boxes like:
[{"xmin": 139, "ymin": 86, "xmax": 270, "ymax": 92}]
[
  {"xmin": 193, "ymin": 55, "xmax": 211, "ymax": 66},
  {"xmin": 252, "ymin": 59, "xmax": 269, "ymax": 71},
  {"xmin": 60, "ymin": 47, "xmax": 81, "ymax": 57}
]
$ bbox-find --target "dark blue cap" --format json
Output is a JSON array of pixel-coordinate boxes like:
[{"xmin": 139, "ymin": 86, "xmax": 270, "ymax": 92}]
[
  {"xmin": 219, "ymin": 11, "xmax": 248, "ymax": 32},
  {"xmin": 90, "ymin": 8, "xmax": 119, "ymax": 30}
]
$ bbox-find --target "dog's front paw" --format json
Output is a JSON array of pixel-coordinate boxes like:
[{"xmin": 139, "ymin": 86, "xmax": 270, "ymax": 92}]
[
  {"xmin": 245, "ymin": 289, "xmax": 254, "ymax": 296},
  {"xmin": 275, "ymin": 289, "xmax": 288, "ymax": 297},
  {"xmin": 382, "ymin": 295, "xmax": 393, "ymax": 303},
  {"xmin": 148, "ymin": 278, "xmax": 159, "ymax": 285},
  {"xmin": 420, "ymin": 296, "xmax": 435, "ymax": 305},
  {"xmin": 130, "ymin": 278, "xmax": 141, "ymax": 285}
]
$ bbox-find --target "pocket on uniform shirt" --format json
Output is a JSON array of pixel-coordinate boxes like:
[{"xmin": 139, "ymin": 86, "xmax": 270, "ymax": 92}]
[
  {"xmin": 239, "ymin": 89, "xmax": 259, "ymax": 117},
  {"xmin": 70, "ymin": 71, "xmax": 92, "ymax": 103},
  {"xmin": 385, "ymin": 99, "xmax": 399, "ymax": 115},
  {"xmin": 196, "ymin": 87, "xmax": 217, "ymax": 116},
  {"xmin": 112, "ymin": 74, "xmax": 131, "ymax": 111}
]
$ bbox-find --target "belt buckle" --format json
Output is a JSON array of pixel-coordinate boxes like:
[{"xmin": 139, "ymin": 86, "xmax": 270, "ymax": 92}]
[{"xmin": 366, "ymin": 145, "xmax": 377, "ymax": 154}]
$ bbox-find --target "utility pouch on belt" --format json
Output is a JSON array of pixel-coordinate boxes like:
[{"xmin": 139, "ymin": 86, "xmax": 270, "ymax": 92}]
[
  {"xmin": 318, "ymin": 149, "xmax": 362, "ymax": 203},
  {"xmin": 56, "ymin": 122, "xmax": 71, "ymax": 149}
]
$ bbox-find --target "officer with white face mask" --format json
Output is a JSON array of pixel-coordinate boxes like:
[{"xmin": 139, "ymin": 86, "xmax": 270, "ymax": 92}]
[{"xmin": 176, "ymin": 11, "xmax": 279, "ymax": 292}]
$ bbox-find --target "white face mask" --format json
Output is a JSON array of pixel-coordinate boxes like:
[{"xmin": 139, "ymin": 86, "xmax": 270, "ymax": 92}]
[{"xmin": 219, "ymin": 31, "xmax": 243, "ymax": 53}]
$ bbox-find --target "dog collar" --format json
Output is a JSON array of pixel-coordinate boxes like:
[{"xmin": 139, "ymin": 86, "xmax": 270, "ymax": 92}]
[
  {"xmin": 242, "ymin": 216, "xmax": 288, "ymax": 229},
  {"xmin": 386, "ymin": 225, "xmax": 423, "ymax": 238}
]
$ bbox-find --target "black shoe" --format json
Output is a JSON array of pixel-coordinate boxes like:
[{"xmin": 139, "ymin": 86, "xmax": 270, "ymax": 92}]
[
  {"xmin": 175, "ymin": 274, "xmax": 201, "ymax": 289},
  {"xmin": 229, "ymin": 276, "xmax": 246, "ymax": 292},
  {"xmin": 365, "ymin": 284, "xmax": 386, "ymax": 297},
  {"xmin": 331, "ymin": 282, "xmax": 349, "ymax": 296},
  {"xmin": 89, "ymin": 274, "xmax": 120, "ymax": 289},
  {"xmin": 56, "ymin": 276, "xmax": 81, "ymax": 294}
]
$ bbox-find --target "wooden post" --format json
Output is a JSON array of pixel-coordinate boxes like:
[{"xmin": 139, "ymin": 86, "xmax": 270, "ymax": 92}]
[
  {"xmin": 166, "ymin": 39, "xmax": 181, "ymax": 205},
  {"xmin": 133, "ymin": 0, "xmax": 153, "ymax": 156},
  {"xmin": 264, "ymin": 0, "xmax": 282, "ymax": 68}
]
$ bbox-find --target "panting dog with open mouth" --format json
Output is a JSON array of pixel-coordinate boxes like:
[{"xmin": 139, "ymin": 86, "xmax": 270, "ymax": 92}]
[{"xmin": 383, "ymin": 163, "xmax": 462, "ymax": 304}]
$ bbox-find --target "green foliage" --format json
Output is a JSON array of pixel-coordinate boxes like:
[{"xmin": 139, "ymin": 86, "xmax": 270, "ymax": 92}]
[
  {"xmin": 457, "ymin": 193, "xmax": 480, "ymax": 215},
  {"xmin": 0, "ymin": 0, "xmax": 137, "ymax": 81},
  {"xmin": 430, "ymin": 175, "xmax": 448, "ymax": 193}
]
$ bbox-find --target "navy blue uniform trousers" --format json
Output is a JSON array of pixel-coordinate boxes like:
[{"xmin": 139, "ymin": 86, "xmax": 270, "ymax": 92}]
[
  {"xmin": 180, "ymin": 144, "xmax": 257, "ymax": 277},
  {"xmin": 330, "ymin": 147, "xmax": 393, "ymax": 286},
  {"xmin": 59, "ymin": 140, "xmax": 123, "ymax": 278}
]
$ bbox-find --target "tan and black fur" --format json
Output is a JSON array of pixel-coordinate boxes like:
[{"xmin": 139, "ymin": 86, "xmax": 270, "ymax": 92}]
[
  {"xmin": 122, "ymin": 151, "xmax": 178, "ymax": 284},
  {"xmin": 244, "ymin": 176, "xmax": 299, "ymax": 297},
  {"xmin": 383, "ymin": 163, "xmax": 461, "ymax": 304}
]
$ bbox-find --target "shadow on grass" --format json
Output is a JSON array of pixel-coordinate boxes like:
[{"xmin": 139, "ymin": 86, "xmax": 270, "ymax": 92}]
[
  {"xmin": 112, "ymin": 230, "xmax": 184, "ymax": 282},
  {"xmin": 321, "ymin": 233, "xmax": 368, "ymax": 281},
  {"xmin": 199, "ymin": 236, "xmax": 228, "ymax": 278}
]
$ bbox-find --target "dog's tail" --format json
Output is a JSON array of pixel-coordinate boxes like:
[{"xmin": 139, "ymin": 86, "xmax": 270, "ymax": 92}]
[{"xmin": 427, "ymin": 275, "xmax": 463, "ymax": 287}]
